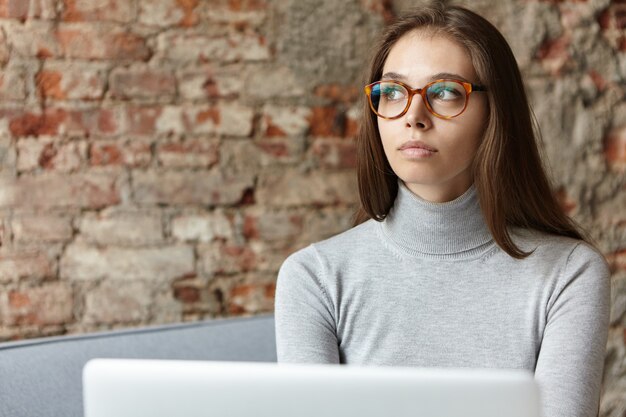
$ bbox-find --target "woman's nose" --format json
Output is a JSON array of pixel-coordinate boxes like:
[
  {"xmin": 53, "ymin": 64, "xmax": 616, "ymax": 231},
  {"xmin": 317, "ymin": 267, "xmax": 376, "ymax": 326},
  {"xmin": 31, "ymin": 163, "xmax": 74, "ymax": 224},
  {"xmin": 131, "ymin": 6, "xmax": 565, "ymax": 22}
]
[{"xmin": 405, "ymin": 93, "xmax": 433, "ymax": 129}]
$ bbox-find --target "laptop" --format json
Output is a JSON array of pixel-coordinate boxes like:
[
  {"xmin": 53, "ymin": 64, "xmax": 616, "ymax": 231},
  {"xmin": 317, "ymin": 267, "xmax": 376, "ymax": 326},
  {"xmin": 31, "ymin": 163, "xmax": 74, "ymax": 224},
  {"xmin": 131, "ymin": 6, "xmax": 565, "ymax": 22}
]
[{"xmin": 83, "ymin": 358, "xmax": 541, "ymax": 417}]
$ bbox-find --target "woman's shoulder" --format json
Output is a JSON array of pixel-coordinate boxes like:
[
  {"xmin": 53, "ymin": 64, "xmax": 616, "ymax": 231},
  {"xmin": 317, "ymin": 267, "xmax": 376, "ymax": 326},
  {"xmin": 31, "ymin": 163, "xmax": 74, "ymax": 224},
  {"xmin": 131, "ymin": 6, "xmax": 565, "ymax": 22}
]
[
  {"xmin": 509, "ymin": 226, "xmax": 608, "ymax": 267},
  {"xmin": 281, "ymin": 218, "xmax": 378, "ymax": 267}
]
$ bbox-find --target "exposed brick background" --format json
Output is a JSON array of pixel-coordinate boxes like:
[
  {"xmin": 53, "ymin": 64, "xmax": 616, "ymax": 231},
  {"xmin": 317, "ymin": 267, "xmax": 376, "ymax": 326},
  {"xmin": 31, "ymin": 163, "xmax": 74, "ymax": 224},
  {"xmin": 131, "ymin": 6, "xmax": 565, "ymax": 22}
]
[{"xmin": 0, "ymin": 0, "xmax": 624, "ymax": 413}]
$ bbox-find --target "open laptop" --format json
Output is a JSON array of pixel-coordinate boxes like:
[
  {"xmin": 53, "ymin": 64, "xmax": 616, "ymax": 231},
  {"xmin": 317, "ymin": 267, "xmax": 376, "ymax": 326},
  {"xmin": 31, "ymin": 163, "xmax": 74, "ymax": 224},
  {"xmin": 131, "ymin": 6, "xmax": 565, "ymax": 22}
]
[{"xmin": 83, "ymin": 358, "xmax": 541, "ymax": 417}]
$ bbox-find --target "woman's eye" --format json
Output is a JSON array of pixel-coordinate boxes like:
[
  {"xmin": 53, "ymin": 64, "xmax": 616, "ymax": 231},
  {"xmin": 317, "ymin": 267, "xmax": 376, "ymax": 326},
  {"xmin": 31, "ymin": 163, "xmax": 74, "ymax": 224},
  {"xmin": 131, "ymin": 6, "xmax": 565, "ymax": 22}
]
[
  {"xmin": 382, "ymin": 88, "xmax": 405, "ymax": 101},
  {"xmin": 430, "ymin": 87, "xmax": 461, "ymax": 101}
]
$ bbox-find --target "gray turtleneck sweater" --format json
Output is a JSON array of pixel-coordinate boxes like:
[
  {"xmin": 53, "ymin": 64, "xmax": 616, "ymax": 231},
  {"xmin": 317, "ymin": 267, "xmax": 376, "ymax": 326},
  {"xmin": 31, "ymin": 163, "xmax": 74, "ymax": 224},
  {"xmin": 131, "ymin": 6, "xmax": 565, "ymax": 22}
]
[{"xmin": 274, "ymin": 180, "xmax": 610, "ymax": 417}]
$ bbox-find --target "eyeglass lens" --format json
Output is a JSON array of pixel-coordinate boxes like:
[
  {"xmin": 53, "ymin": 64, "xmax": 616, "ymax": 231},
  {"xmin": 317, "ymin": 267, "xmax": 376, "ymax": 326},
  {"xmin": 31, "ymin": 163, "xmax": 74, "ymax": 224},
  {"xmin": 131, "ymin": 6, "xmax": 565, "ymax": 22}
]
[{"xmin": 369, "ymin": 81, "xmax": 467, "ymax": 118}]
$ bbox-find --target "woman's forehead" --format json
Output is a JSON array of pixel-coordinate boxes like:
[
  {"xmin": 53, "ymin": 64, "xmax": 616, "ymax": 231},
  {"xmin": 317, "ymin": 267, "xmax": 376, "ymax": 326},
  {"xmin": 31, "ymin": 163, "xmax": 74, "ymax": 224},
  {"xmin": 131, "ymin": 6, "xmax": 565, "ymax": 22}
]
[{"xmin": 382, "ymin": 31, "xmax": 477, "ymax": 85}]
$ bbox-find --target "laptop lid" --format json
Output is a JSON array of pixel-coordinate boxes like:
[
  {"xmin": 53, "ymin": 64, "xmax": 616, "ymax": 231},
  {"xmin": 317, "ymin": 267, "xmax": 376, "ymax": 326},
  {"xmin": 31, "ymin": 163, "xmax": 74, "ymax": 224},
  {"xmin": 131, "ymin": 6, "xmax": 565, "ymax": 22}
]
[{"xmin": 83, "ymin": 358, "xmax": 540, "ymax": 417}]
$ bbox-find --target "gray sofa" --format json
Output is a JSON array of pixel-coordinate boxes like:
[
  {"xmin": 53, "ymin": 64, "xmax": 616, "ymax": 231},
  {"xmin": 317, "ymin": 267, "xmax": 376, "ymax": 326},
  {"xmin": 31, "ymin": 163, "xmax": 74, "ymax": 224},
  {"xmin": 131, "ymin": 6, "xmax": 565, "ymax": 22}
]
[{"xmin": 0, "ymin": 314, "xmax": 276, "ymax": 417}]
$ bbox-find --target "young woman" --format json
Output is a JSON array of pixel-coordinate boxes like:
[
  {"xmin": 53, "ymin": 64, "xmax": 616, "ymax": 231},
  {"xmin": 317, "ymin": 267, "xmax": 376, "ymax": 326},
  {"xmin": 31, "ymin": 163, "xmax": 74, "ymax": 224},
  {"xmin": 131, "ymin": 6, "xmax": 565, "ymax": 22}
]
[{"xmin": 274, "ymin": 3, "xmax": 611, "ymax": 417}]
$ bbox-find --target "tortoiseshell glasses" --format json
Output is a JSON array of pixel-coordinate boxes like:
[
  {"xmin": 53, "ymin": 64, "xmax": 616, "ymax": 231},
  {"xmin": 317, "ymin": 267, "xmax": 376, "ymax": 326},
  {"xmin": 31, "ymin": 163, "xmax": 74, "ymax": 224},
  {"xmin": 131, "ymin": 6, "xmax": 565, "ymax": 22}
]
[{"xmin": 364, "ymin": 79, "xmax": 487, "ymax": 120}]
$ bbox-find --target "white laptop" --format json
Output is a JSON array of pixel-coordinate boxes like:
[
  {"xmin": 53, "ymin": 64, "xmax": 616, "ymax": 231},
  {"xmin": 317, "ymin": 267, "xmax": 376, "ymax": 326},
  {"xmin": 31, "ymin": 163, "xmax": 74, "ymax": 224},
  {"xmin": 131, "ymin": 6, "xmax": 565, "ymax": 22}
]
[{"xmin": 83, "ymin": 358, "xmax": 541, "ymax": 417}]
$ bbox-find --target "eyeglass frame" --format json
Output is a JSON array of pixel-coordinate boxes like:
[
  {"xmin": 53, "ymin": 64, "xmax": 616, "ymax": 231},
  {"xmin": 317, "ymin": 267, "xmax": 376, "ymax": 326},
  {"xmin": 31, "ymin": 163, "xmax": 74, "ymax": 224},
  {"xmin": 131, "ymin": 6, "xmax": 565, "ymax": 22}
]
[{"xmin": 364, "ymin": 78, "xmax": 487, "ymax": 120}]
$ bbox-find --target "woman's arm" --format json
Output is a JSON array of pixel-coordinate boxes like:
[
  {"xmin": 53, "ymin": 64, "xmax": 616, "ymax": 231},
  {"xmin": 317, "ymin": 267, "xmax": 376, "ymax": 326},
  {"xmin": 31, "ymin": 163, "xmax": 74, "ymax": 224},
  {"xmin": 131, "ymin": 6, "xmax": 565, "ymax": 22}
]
[
  {"xmin": 534, "ymin": 243, "xmax": 611, "ymax": 417},
  {"xmin": 274, "ymin": 245, "xmax": 340, "ymax": 363}
]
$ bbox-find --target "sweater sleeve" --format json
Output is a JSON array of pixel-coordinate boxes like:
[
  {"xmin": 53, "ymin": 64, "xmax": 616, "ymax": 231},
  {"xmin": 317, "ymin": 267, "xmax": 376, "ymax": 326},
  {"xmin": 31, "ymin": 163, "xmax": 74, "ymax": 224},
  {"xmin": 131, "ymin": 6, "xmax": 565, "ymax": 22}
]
[
  {"xmin": 274, "ymin": 245, "xmax": 340, "ymax": 364},
  {"xmin": 534, "ymin": 242, "xmax": 611, "ymax": 417}
]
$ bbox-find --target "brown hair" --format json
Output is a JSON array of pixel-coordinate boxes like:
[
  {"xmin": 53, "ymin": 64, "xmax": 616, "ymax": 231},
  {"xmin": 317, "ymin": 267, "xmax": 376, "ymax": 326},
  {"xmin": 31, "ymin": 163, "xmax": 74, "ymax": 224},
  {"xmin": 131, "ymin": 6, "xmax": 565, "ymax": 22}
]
[{"xmin": 352, "ymin": 2, "xmax": 589, "ymax": 259}]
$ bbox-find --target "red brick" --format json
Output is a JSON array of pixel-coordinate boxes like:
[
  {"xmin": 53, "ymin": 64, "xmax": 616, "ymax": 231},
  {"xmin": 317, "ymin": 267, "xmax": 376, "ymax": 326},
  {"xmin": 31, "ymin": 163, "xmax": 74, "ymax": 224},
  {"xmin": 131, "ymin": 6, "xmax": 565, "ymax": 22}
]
[
  {"xmin": 0, "ymin": 250, "xmax": 55, "ymax": 283},
  {"xmin": 9, "ymin": 107, "xmax": 121, "ymax": 138},
  {"xmin": 174, "ymin": 285, "xmax": 201, "ymax": 303},
  {"xmin": 65, "ymin": 108, "xmax": 121, "ymax": 137},
  {"xmin": 156, "ymin": 138, "xmax": 219, "ymax": 168},
  {"xmin": 0, "ymin": 0, "xmax": 29, "ymax": 19},
  {"xmin": 225, "ymin": 279, "xmax": 275, "ymax": 315},
  {"xmin": 598, "ymin": 7, "xmax": 613, "ymax": 30},
  {"xmin": 199, "ymin": 241, "xmax": 257, "ymax": 276},
  {"xmin": 314, "ymin": 83, "xmax": 360, "ymax": 104},
  {"xmin": 182, "ymin": 105, "xmax": 246, "ymax": 136},
  {"xmin": 309, "ymin": 138, "xmax": 357, "ymax": 169},
  {"xmin": 178, "ymin": 66, "xmax": 244, "ymax": 100},
  {"xmin": 260, "ymin": 105, "xmax": 310, "ymax": 137},
  {"xmin": 361, "ymin": 0, "xmax": 394, "ymax": 24},
  {"xmin": 227, "ymin": 0, "xmax": 267, "ymax": 11},
  {"xmin": 554, "ymin": 186, "xmax": 577, "ymax": 215},
  {"xmin": 125, "ymin": 106, "xmax": 163, "ymax": 135},
  {"xmin": 17, "ymin": 137, "xmax": 84, "ymax": 173},
  {"xmin": 242, "ymin": 214, "xmax": 259, "ymax": 240},
  {"xmin": 110, "ymin": 67, "xmax": 176, "ymax": 99},
  {"xmin": 196, "ymin": 108, "xmax": 220, "ymax": 124},
  {"xmin": 9, "ymin": 109, "xmax": 68, "ymax": 137},
  {"xmin": 56, "ymin": 24, "xmax": 150, "ymax": 61},
  {"xmin": 308, "ymin": 106, "xmax": 352, "ymax": 137},
  {"xmin": 607, "ymin": 249, "xmax": 626, "ymax": 272},
  {"xmin": 535, "ymin": 34, "xmax": 572, "ymax": 75},
  {"xmin": 587, "ymin": 70, "xmax": 608, "ymax": 92},
  {"xmin": 0, "ymin": 0, "xmax": 55, "ymax": 20},
  {"xmin": 604, "ymin": 125, "xmax": 626, "ymax": 171},
  {"xmin": 256, "ymin": 140, "xmax": 289, "ymax": 157},
  {"xmin": 36, "ymin": 71, "xmax": 63, "ymax": 99},
  {"xmin": 61, "ymin": 0, "xmax": 136, "ymax": 23},
  {"xmin": 1, "ymin": 283, "xmax": 72, "ymax": 326},
  {"xmin": 36, "ymin": 63, "xmax": 107, "ymax": 100},
  {"xmin": 89, "ymin": 138, "xmax": 152, "ymax": 168}
]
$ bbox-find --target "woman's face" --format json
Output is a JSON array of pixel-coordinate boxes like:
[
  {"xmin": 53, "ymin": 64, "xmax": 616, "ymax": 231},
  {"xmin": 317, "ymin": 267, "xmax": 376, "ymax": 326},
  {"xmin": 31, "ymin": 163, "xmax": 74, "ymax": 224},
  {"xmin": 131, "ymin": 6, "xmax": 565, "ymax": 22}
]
[{"xmin": 378, "ymin": 30, "xmax": 488, "ymax": 203}]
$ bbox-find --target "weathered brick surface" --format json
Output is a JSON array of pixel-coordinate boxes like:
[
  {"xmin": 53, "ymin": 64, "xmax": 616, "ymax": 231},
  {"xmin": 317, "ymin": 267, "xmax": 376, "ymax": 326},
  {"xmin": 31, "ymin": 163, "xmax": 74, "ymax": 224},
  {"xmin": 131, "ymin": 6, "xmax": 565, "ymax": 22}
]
[
  {"xmin": 171, "ymin": 209, "xmax": 234, "ymax": 243},
  {"xmin": 78, "ymin": 208, "xmax": 163, "ymax": 246},
  {"xmin": 132, "ymin": 169, "xmax": 254, "ymax": 206},
  {"xmin": 0, "ymin": 250, "xmax": 55, "ymax": 283},
  {"xmin": 156, "ymin": 137, "xmax": 219, "ymax": 168},
  {"xmin": 12, "ymin": 214, "xmax": 73, "ymax": 243},
  {"xmin": 109, "ymin": 65, "xmax": 177, "ymax": 100},
  {"xmin": 61, "ymin": 0, "xmax": 137, "ymax": 23},
  {"xmin": 0, "ymin": 1, "xmax": 624, "ymax": 411},
  {"xmin": 83, "ymin": 280, "xmax": 151, "ymax": 324},
  {"xmin": 60, "ymin": 243, "xmax": 194, "ymax": 281},
  {"xmin": 0, "ymin": 282, "xmax": 72, "ymax": 326},
  {"xmin": 256, "ymin": 168, "xmax": 358, "ymax": 207},
  {"xmin": 37, "ymin": 61, "xmax": 108, "ymax": 100},
  {"xmin": 56, "ymin": 23, "xmax": 151, "ymax": 61},
  {"xmin": 1, "ymin": 172, "xmax": 120, "ymax": 209}
]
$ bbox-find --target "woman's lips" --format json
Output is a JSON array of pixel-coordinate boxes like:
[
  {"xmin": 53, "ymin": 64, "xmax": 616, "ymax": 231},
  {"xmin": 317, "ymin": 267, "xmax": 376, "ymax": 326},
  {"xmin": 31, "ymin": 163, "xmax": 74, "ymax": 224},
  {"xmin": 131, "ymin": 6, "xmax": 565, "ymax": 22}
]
[
  {"xmin": 400, "ymin": 147, "xmax": 436, "ymax": 158},
  {"xmin": 398, "ymin": 140, "xmax": 438, "ymax": 158}
]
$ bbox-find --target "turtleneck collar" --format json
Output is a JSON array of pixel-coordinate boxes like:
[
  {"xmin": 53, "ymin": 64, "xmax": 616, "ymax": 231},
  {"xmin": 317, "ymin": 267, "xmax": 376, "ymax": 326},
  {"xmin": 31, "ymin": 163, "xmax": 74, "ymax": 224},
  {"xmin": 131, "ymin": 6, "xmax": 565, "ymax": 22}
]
[{"xmin": 378, "ymin": 179, "xmax": 494, "ymax": 259}]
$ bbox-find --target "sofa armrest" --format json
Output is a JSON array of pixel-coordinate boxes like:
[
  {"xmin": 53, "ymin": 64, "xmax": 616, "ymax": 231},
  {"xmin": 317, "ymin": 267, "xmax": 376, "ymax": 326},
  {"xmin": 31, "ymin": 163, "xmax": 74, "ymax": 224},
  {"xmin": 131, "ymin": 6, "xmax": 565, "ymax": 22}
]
[{"xmin": 0, "ymin": 314, "xmax": 276, "ymax": 417}]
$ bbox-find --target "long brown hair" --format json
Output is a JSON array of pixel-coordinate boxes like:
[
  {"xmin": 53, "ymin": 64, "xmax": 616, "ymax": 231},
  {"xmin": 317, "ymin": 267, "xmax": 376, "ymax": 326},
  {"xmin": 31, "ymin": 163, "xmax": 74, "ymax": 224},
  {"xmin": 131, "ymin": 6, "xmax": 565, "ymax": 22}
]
[{"xmin": 352, "ymin": 2, "xmax": 588, "ymax": 259}]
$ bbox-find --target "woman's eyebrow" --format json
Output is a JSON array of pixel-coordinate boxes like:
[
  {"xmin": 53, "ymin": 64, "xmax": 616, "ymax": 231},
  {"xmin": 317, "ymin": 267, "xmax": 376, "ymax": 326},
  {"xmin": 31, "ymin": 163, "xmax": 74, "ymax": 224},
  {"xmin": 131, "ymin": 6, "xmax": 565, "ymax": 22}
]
[
  {"xmin": 381, "ymin": 72, "xmax": 407, "ymax": 81},
  {"xmin": 429, "ymin": 72, "xmax": 471, "ymax": 83},
  {"xmin": 380, "ymin": 71, "xmax": 472, "ymax": 83}
]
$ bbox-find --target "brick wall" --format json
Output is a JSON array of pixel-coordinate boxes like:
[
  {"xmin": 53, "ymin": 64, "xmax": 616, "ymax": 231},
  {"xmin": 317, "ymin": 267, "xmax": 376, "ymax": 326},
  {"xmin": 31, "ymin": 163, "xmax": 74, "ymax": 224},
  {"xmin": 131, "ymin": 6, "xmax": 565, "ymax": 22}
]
[{"xmin": 0, "ymin": 0, "xmax": 624, "ymax": 413}]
